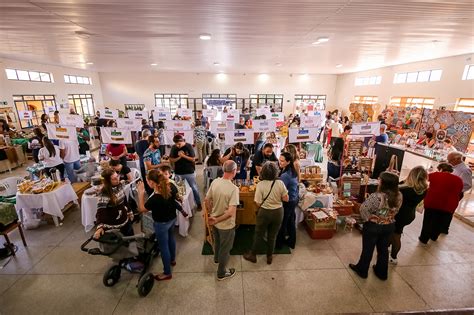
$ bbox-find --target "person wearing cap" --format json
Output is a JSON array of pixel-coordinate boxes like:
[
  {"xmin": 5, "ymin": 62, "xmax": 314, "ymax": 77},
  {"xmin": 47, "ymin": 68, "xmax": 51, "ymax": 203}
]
[
  {"xmin": 169, "ymin": 134, "xmax": 202, "ymax": 210},
  {"xmin": 205, "ymin": 160, "xmax": 240, "ymax": 281}
]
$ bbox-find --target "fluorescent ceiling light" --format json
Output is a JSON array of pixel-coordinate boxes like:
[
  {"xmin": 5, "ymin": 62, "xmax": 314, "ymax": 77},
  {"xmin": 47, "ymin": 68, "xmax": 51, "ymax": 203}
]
[
  {"xmin": 275, "ymin": 63, "xmax": 282, "ymax": 66},
  {"xmin": 151, "ymin": 63, "xmax": 158, "ymax": 66},
  {"xmin": 199, "ymin": 33, "xmax": 212, "ymax": 40},
  {"xmin": 317, "ymin": 37, "xmax": 330, "ymax": 43},
  {"xmin": 336, "ymin": 64, "xmax": 343, "ymax": 68},
  {"xmin": 85, "ymin": 62, "xmax": 94, "ymax": 65}
]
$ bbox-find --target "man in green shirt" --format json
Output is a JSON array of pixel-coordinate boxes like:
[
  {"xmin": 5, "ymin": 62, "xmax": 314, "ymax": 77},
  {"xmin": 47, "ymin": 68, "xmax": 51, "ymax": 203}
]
[{"xmin": 77, "ymin": 127, "xmax": 90, "ymax": 155}]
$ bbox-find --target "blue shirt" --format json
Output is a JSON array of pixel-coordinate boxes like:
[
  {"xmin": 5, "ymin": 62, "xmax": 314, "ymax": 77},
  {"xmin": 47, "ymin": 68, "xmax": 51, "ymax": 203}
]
[
  {"xmin": 280, "ymin": 169, "xmax": 299, "ymax": 202},
  {"xmin": 143, "ymin": 147, "xmax": 161, "ymax": 170}
]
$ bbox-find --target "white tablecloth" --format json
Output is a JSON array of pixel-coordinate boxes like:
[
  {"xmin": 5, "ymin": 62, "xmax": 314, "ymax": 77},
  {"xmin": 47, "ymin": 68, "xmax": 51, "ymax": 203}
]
[
  {"xmin": 126, "ymin": 160, "xmax": 140, "ymax": 170},
  {"xmin": 81, "ymin": 181, "xmax": 195, "ymax": 237},
  {"xmin": 296, "ymin": 193, "xmax": 334, "ymax": 224},
  {"xmin": 16, "ymin": 183, "xmax": 78, "ymax": 221}
]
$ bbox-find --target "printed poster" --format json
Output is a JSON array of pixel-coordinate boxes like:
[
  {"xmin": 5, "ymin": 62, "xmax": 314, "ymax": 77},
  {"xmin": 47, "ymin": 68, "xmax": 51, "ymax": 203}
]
[
  {"xmin": 99, "ymin": 109, "xmax": 119, "ymax": 119},
  {"xmin": 252, "ymin": 120, "xmax": 276, "ymax": 133},
  {"xmin": 269, "ymin": 112, "xmax": 284, "ymax": 122},
  {"xmin": 202, "ymin": 109, "xmax": 218, "ymax": 118},
  {"xmin": 116, "ymin": 118, "xmax": 142, "ymax": 131},
  {"xmin": 300, "ymin": 115, "xmax": 322, "ymax": 128},
  {"xmin": 59, "ymin": 114, "xmax": 84, "ymax": 128},
  {"xmin": 177, "ymin": 108, "xmax": 193, "ymax": 119},
  {"xmin": 256, "ymin": 108, "xmax": 271, "ymax": 117},
  {"xmin": 100, "ymin": 127, "xmax": 132, "ymax": 144},
  {"xmin": 210, "ymin": 121, "xmax": 235, "ymax": 134},
  {"xmin": 288, "ymin": 127, "xmax": 319, "ymax": 143},
  {"xmin": 164, "ymin": 120, "xmax": 192, "ymax": 131},
  {"xmin": 18, "ymin": 111, "xmax": 33, "ymax": 120},
  {"xmin": 163, "ymin": 130, "xmax": 194, "ymax": 145},
  {"xmin": 127, "ymin": 110, "xmax": 149, "ymax": 120},
  {"xmin": 351, "ymin": 122, "xmax": 381, "ymax": 136},
  {"xmin": 46, "ymin": 124, "xmax": 77, "ymax": 141},
  {"xmin": 224, "ymin": 130, "xmax": 254, "ymax": 145},
  {"xmin": 153, "ymin": 111, "xmax": 171, "ymax": 121}
]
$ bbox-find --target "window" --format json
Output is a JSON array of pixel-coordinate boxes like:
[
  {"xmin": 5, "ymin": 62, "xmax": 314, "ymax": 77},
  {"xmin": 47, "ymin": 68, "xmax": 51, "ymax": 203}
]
[
  {"xmin": 353, "ymin": 95, "xmax": 379, "ymax": 105},
  {"xmin": 294, "ymin": 94, "xmax": 326, "ymax": 110},
  {"xmin": 155, "ymin": 94, "xmax": 188, "ymax": 113},
  {"xmin": 354, "ymin": 76, "xmax": 382, "ymax": 86},
  {"xmin": 393, "ymin": 70, "xmax": 442, "ymax": 83},
  {"xmin": 455, "ymin": 98, "xmax": 474, "ymax": 113},
  {"xmin": 68, "ymin": 94, "xmax": 95, "ymax": 118},
  {"xmin": 462, "ymin": 65, "xmax": 474, "ymax": 80},
  {"xmin": 124, "ymin": 104, "xmax": 145, "ymax": 111},
  {"xmin": 389, "ymin": 96, "xmax": 435, "ymax": 109},
  {"xmin": 249, "ymin": 94, "xmax": 283, "ymax": 112},
  {"xmin": 64, "ymin": 74, "xmax": 92, "ymax": 85},
  {"xmin": 5, "ymin": 68, "xmax": 53, "ymax": 82},
  {"xmin": 13, "ymin": 95, "xmax": 56, "ymax": 128}
]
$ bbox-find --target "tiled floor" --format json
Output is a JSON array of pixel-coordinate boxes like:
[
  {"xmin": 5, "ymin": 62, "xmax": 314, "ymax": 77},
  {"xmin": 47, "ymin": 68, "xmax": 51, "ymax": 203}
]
[{"xmin": 1, "ymin": 163, "xmax": 474, "ymax": 314}]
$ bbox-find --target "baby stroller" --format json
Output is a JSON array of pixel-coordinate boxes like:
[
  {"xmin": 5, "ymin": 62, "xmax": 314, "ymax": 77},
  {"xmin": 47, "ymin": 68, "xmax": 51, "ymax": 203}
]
[{"xmin": 80, "ymin": 213, "xmax": 158, "ymax": 297}]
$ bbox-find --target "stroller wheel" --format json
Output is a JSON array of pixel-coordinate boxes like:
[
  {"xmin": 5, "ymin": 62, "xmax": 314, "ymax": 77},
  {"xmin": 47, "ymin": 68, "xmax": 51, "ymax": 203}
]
[
  {"xmin": 103, "ymin": 265, "xmax": 121, "ymax": 287},
  {"xmin": 137, "ymin": 273, "xmax": 155, "ymax": 297}
]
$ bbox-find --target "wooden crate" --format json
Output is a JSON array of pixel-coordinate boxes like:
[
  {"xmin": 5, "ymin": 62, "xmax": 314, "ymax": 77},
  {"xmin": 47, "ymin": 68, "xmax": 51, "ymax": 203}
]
[{"xmin": 347, "ymin": 140, "xmax": 364, "ymax": 157}]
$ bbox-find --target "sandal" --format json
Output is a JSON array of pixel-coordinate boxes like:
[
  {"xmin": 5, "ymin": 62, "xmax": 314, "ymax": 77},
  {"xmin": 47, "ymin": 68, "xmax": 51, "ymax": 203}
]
[{"xmin": 154, "ymin": 273, "xmax": 172, "ymax": 281}]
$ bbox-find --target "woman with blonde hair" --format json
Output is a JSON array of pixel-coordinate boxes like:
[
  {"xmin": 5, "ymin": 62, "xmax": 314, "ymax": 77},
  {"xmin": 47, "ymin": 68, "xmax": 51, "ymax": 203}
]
[
  {"xmin": 389, "ymin": 166, "xmax": 428, "ymax": 264},
  {"xmin": 284, "ymin": 144, "xmax": 301, "ymax": 180}
]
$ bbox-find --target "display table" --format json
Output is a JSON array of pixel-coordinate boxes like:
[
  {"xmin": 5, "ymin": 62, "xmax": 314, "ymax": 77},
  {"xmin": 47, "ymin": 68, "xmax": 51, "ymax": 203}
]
[
  {"xmin": 0, "ymin": 145, "xmax": 26, "ymax": 173},
  {"xmin": 15, "ymin": 183, "xmax": 78, "ymax": 226},
  {"xmin": 296, "ymin": 193, "xmax": 334, "ymax": 224},
  {"xmin": 26, "ymin": 155, "xmax": 92, "ymax": 179},
  {"xmin": 81, "ymin": 181, "xmax": 195, "ymax": 237},
  {"xmin": 236, "ymin": 191, "xmax": 258, "ymax": 225}
]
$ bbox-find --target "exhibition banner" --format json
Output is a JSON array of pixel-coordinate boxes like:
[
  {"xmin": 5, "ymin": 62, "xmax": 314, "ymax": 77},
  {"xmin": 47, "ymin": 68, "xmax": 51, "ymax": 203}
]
[
  {"xmin": 46, "ymin": 124, "xmax": 77, "ymax": 141},
  {"xmin": 202, "ymin": 109, "xmax": 218, "ymax": 118},
  {"xmin": 288, "ymin": 127, "xmax": 319, "ymax": 143},
  {"xmin": 154, "ymin": 107, "xmax": 170, "ymax": 113},
  {"xmin": 163, "ymin": 130, "xmax": 194, "ymax": 145},
  {"xmin": 18, "ymin": 111, "xmax": 33, "ymax": 120},
  {"xmin": 153, "ymin": 111, "xmax": 171, "ymax": 121},
  {"xmin": 351, "ymin": 121, "xmax": 381, "ymax": 136},
  {"xmin": 164, "ymin": 120, "xmax": 192, "ymax": 131},
  {"xmin": 100, "ymin": 127, "xmax": 132, "ymax": 144},
  {"xmin": 252, "ymin": 120, "xmax": 277, "ymax": 133},
  {"xmin": 224, "ymin": 130, "xmax": 254, "ymax": 145},
  {"xmin": 221, "ymin": 111, "xmax": 240, "ymax": 124},
  {"xmin": 269, "ymin": 112, "xmax": 284, "ymax": 122},
  {"xmin": 203, "ymin": 99, "xmax": 229, "ymax": 106},
  {"xmin": 300, "ymin": 115, "xmax": 322, "ymax": 128},
  {"xmin": 256, "ymin": 108, "xmax": 271, "ymax": 117},
  {"xmin": 99, "ymin": 109, "xmax": 119, "ymax": 119},
  {"xmin": 127, "ymin": 110, "xmax": 149, "ymax": 120},
  {"xmin": 59, "ymin": 114, "xmax": 84, "ymax": 128},
  {"xmin": 177, "ymin": 108, "xmax": 193, "ymax": 119},
  {"xmin": 116, "ymin": 118, "xmax": 142, "ymax": 131},
  {"xmin": 210, "ymin": 121, "xmax": 235, "ymax": 134}
]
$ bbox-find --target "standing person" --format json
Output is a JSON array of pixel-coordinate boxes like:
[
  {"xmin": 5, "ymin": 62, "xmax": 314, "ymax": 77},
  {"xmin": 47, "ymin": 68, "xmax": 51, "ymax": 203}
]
[
  {"xmin": 169, "ymin": 134, "xmax": 202, "ymax": 210},
  {"xmin": 206, "ymin": 149, "xmax": 223, "ymax": 167},
  {"xmin": 250, "ymin": 143, "xmax": 278, "ymax": 178},
  {"xmin": 196, "ymin": 111, "xmax": 209, "ymax": 128},
  {"xmin": 327, "ymin": 137, "xmax": 344, "ymax": 180},
  {"xmin": 284, "ymin": 144, "xmax": 301, "ymax": 181},
  {"xmin": 375, "ymin": 124, "xmax": 389, "ymax": 155},
  {"xmin": 137, "ymin": 170, "xmax": 181, "ymax": 281},
  {"xmin": 29, "ymin": 127, "xmax": 44, "ymax": 163},
  {"xmin": 390, "ymin": 166, "xmax": 428, "ymax": 264},
  {"xmin": 349, "ymin": 172, "xmax": 402, "ymax": 280},
  {"xmin": 244, "ymin": 162, "xmax": 289, "ymax": 265},
  {"xmin": 205, "ymin": 161, "xmax": 240, "ymax": 280},
  {"xmin": 443, "ymin": 139, "xmax": 457, "ymax": 153},
  {"xmin": 59, "ymin": 139, "xmax": 81, "ymax": 183},
  {"xmin": 40, "ymin": 113, "xmax": 49, "ymax": 131},
  {"xmin": 276, "ymin": 152, "xmax": 299, "ymax": 249},
  {"xmin": 53, "ymin": 111, "xmax": 60, "ymax": 124},
  {"xmin": 156, "ymin": 121, "xmax": 166, "ymax": 157},
  {"xmin": 38, "ymin": 136, "xmax": 65, "ymax": 180},
  {"xmin": 109, "ymin": 159, "xmax": 133, "ymax": 182},
  {"xmin": 135, "ymin": 129, "xmax": 151, "ymax": 182},
  {"xmin": 329, "ymin": 117, "xmax": 343, "ymax": 146},
  {"xmin": 194, "ymin": 121, "xmax": 208, "ymax": 165},
  {"xmin": 143, "ymin": 135, "xmax": 167, "ymax": 172},
  {"xmin": 77, "ymin": 127, "xmax": 90, "ymax": 155},
  {"xmin": 235, "ymin": 116, "xmax": 246, "ymax": 129},
  {"xmin": 221, "ymin": 142, "xmax": 250, "ymax": 180},
  {"xmin": 419, "ymin": 163, "xmax": 463, "ymax": 244},
  {"xmin": 106, "ymin": 142, "xmax": 128, "ymax": 167}
]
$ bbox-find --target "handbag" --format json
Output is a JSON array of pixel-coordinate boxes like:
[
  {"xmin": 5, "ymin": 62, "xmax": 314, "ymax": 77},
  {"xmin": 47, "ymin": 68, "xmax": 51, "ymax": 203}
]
[
  {"xmin": 258, "ymin": 180, "xmax": 276, "ymax": 210},
  {"xmin": 386, "ymin": 155, "xmax": 400, "ymax": 175}
]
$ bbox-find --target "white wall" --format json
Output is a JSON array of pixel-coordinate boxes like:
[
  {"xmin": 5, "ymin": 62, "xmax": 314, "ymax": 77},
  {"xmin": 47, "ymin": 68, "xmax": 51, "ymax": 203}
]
[
  {"xmin": 98, "ymin": 72, "xmax": 337, "ymax": 115},
  {"xmin": 334, "ymin": 54, "xmax": 474, "ymax": 113},
  {"xmin": 0, "ymin": 57, "xmax": 103, "ymax": 115}
]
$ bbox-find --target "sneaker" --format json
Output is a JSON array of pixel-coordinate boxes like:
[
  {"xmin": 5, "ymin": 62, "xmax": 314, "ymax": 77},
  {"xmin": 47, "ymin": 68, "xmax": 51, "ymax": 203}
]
[
  {"xmin": 389, "ymin": 257, "xmax": 398, "ymax": 265},
  {"xmin": 213, "ymin": 259, "xmax": 218, "ymax": 265},
  {"xmin": 217, "ymin": 268, "xmax": 236, "ymax": 281}
]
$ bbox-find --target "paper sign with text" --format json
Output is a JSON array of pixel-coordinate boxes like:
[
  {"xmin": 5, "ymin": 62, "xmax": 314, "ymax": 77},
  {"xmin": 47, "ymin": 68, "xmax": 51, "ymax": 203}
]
[
  {"xmin": 100, "ymin": 127, "xmax": 132, "ymax": 144},
  {"xmin": 224, "ymin": 130, "xmax": 255, "ymax": 145},
  {"xmin": 177, "ymin": 108, "xmax": 193, "ymax": 118},
  {"xmin": 116, "ymin": 118, "xmax": 142, "ymax": 131},
  {"xmin": 153, "ymin": 111, "xmax": 171, "ymax": 121},
  {"xmin": 59, "ymin": 114, "xmax": 84, "ymax": 128},
  {"xmin": 351, "ymin": 122, "xmax": 381, "ymax": 136},
  {"xmin": 45, "ymin": 106, "xmax": 56, "ymax": 114},
  {"xmin": 256, "ymin": 108, "xmax": 271, "ymax": 117},
  {"xmin": 288, "ymin": 127, "xmax": 319, "ymax": 143},
  {"xmin": 18, "ymin": 111, "xmax": 33, "ymax": 120},
  {"xmin": 221, "ymin": 112, "xmax": 239, "ymax": 124},
  {"xmin": 154, "ymin": 107, "xmax": 170, "ymax": 113},
  {"xmin": 210, "ymin": 121, "xmax": 235, "ymax": 134},
  {"xmin": 163, "ymin": 130, "xmax": 194, "ymax": 145},
  {"xmin": 202, "ymin": 109, "xmax": 218, "ymax": 118},
  {"xmin": 269, "ymin": 112, "xmax": 284, "ymax": 122},
  {"xmin": 164, "ymin": 120, "xmax": 192, "ymax": 131},
  {"xmin": 127, "ymin": 110, "xmax": 149, "ymax": 120},
  {"xmin": 46, "ymin": 124, "xmax": 77, "ymax": 141},
  {"xmin": 99, "ymin": 109, "xmax": 119, "ymax": 119},
  {"xmin": 300, "ymin": 115, "xmax": 322, "ymax": 128},
  {"xmin": 252, "ymin": 120, "xmax": 277, "ymax": 133}
]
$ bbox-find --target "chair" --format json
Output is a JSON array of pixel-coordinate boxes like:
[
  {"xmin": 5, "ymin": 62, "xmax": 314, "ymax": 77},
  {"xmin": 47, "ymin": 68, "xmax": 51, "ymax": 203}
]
[
  {"xmin": 0, "ymin": 176, "xmax": 24, "ymax": 197},
  {"xmin": 1, "ymin": 220, "xmax": 27, "ymax": 255},
  {"xmin": 203, "ymin": 166, "xmax": 223, "ymax": 191}
]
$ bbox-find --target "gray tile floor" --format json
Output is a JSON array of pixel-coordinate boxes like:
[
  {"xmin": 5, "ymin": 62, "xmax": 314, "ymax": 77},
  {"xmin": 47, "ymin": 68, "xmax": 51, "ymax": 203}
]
[{"xmin": 1, "ymin": 163, "xmax": 474, "ymax": 314}]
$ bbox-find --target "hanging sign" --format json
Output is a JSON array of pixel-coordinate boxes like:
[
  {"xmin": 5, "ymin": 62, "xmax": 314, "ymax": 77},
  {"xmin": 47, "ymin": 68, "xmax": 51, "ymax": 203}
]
[
  {"xmin": 256, "ymin": 108, "xmax": 271, "ymax": 117},
  {"xmin": 18, "ymin": 111, "xmax": 33, "ymax": 120},
  {"xmin": 269, "ymin": 112, "xmax": 284, "ymax": 122},
  {"xmin": 177, "ymin": 108, "xmax": 193, "ymax": 119},
  {"xmin": 153, "ymin": 111, "xmax": 171, "ymax": 121},
  {"xmin": 288, "ymin": 127, "xmax": 319, "ymax": 143},
  {"xmin": 45, "ymin": 106, "xmax": 56, "ymax": 114},
  {"xmin": 163, "ymin": 130, "xmax": 194, "ymax": 145},
  {"xmin": 46, "ymin": 124, "xmax": 77, "ymax": 141},
  {"xmin": 203, "ymin": 99, "xmax": 229, "ymax": 106},
  {"xmin": 59, "ymin": 114, "xmax": 84, "ymax": 128},
  {"xmin": 224, "ymin": 130, "xmax": 255, "ymax": 145},
  {"xmin": 100, "ymin": 127, "xmax": 132, "ymax": 144},
  {"xmin": 154, "ymin": 107, "xmax": 170, "ymax": 113},
  {"xmin": 252, "ymin": 120, "xmax": 276, "ymax": 133},
  {"xmin": 300, "ymin": 115, "xmax": 322, "ymax": 128},
  {"xmin": 127, "ymin": 110, "xmax": 149, "ymax": 120},
  {"xmin": 351, "ymin": 122, "xmax": 381, "ymax": 136},
  {"xmin": 164, "ymin": 120, "xmax": 192, "ymax": 131},
  {"xmin": 210, "ymin": 121, "xmax": 235, "ymax": 134},
  {"xmin": 116, "ymin": 118, "xmax": 142, "ymax": 131},
  {"xmin": 99, "ymin": 109, "xmax": 119, "ymax": 119},
  {"xmin": 202, "ymin": 109, "xmax": 218, "ymax": 118},
  {"xmin": 221, "ymin": 112, "xmax": 239, "ymax": 124}
]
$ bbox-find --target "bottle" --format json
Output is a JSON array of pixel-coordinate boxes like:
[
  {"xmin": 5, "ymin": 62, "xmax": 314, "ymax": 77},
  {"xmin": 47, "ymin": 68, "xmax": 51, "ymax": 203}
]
[{"xmin": 5, "ymin": 134, "xmax": 11, "ymax": 146}]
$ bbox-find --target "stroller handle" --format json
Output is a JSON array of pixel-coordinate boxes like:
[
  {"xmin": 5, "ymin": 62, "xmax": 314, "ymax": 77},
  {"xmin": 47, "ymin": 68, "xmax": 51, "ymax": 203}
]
[{"xmin": 80, "ymin": 232, "xmax": 146, "ymax": 256}]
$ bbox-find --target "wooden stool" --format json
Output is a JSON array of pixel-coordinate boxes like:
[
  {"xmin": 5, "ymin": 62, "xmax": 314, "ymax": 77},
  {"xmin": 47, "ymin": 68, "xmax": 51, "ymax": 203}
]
[{"xmin": 1, "ymin": 220, "xmax": 27, "ymax": 255}]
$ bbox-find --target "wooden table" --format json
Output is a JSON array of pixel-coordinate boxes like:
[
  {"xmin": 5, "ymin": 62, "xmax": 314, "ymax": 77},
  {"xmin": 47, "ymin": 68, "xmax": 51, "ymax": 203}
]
[{"xmin": 236, "ymin": 191, "xmax": 258, "ymax": 225}]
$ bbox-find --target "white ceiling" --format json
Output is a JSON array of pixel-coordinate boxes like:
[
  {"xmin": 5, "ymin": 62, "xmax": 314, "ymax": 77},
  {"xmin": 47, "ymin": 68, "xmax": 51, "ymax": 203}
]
[{"xmin": 0, "ymin": 0, "xmax": 473, "ymax": 74}]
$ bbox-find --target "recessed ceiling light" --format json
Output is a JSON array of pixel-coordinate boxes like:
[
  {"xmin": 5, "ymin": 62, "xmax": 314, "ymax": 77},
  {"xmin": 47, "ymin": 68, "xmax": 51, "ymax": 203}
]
[
  {"xmin": 85, "ymin": 62, "xmax": 94, "ymax": 65},
  {"xmin": 199, "ymin": 33, "xmax": 212, "ymax": 40},
  {"xmin": 275, "ymin": 63, "xmax": 282, "ymax": 66},
  {"xmin": 336, "ymin": 64, "xmax": 343, "ymax": 68},
  {"xmin": 151, "ymin": 63, "xmax": 158, "ymax": 66},
  {"xmin": 311, "ymin": 41, "xmax": 321, "ymax": 46},
  {"xmin": 317, "ymin": 37, "xmax": 330, "ymax": 43},
  {"xmin": 213, "ymin": 62, "xmax": 220, "ymax": 66}
]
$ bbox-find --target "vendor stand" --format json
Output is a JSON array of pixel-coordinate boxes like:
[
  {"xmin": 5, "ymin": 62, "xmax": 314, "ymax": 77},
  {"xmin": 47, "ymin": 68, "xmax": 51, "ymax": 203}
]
[{"xmin": 0, "ymin": 145, "xmax": 26, "ymax": 173}]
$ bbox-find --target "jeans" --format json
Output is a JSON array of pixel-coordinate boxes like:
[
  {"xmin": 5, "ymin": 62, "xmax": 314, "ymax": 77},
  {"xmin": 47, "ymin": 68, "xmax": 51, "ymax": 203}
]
[
  {"xmin": 419, "ymin": 208, "xmax": 453, "ymax": 243},
  {"xmin": 276, "ymin": 200, "xmax": 297, "ymax": 249},
  {"xmin": 176, "ymin": 173, "xmax": 201, "ymax": 206},
  {"xmin": 251, "ymin": 207, "xmax": 284, "ymax": 256},
  {"xmin": 213, "ymin": 227, "xmax": 235, "ymax": 277},
  {"xmin": 154, "ymin": 218, "xmax": 177, "ymax": 275},
  {"xmin": 64, "ymin": 160, "xmax": 81, "ymax": 183},
  {"xmin": 354, "ymin": 222, "xmax": 394, "ymax": 279},
  {"xmin": 195, "ymin": 142, "xmax": 207, "ymax": 164}
]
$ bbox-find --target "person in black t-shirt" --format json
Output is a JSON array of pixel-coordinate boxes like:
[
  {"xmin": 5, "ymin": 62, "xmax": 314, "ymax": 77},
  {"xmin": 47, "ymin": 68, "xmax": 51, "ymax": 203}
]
[
  {"xmin": 137, "ymin": 170, "xmax": 183, "ymax": 281},
  {"xmin": 250, "ymin": 143, "xmax": 278, "ymax": 178},
  {"xmin": 222, "ymin": 142, "xmax": 250, "ymax": 180},
  {"xmin": 109, "ymin": 159, "xmax": 133, "ymax": 182},
  {"xmin": 169, "ymin": 134, "xmax": 202, "ymax": 210}
]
